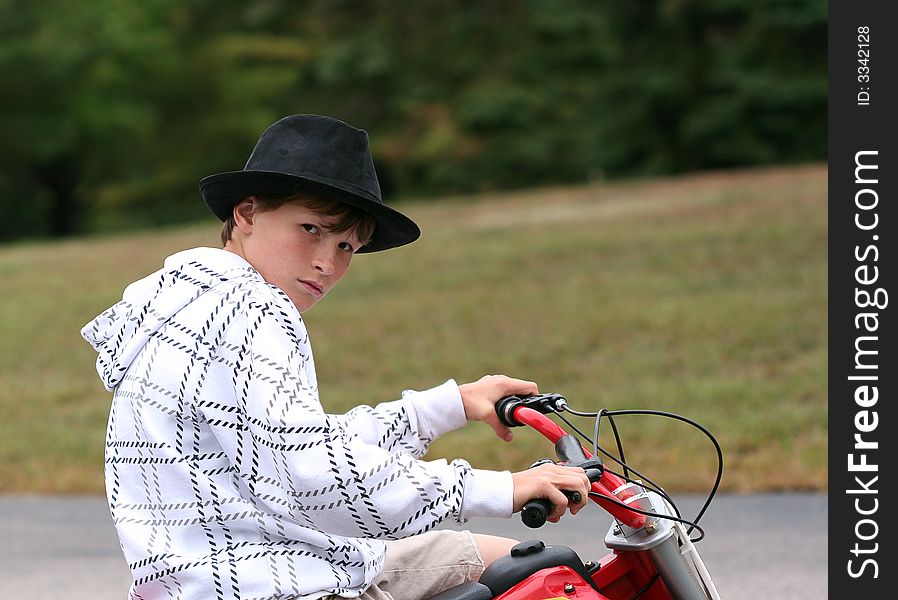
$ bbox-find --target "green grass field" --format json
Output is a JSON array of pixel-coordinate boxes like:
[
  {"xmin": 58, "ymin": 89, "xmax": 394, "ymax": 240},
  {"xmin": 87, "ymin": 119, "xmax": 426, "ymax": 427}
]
[{"xmin": 0, "ymin": 164, "xmax": 827, "ymax": 494}]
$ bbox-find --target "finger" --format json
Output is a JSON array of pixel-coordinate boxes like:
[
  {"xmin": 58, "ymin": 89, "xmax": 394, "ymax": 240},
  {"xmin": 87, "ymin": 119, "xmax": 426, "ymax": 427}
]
[
  {"xmin": 545, "ymin": 486, "xmax": 570, "ymax": 521},
  {"xmin": 511, "ymin": 378, "xmax": 539, "ymax": 396},
  {"xmin": 491, "ymin": 420, "xmax": 513, "ymax": 442},
  {"xmin": 569, "ymin": 488, "xmax": 589, "ymax": 514},
  {"xmin": 548, "ymin": 499, "xmax": 568, "ymax": 521},
  {"xmin": 563, "ymin": 489, "xmax": 589, "ymax": 514},
  {"xmin": 565, "ymin": 466, "xmax": 591, "ymax": 491},
  {"xmin": 566, "ymin": 481, "xmax": 590, "ymax": 513},
  {"xmin": 553, "ymin": 468, "xmax": 590, "ymax": 514},
  {"xmin": 493, "ymin": 375, "xmax": 539, "ymax": 396},
  {"xmin": 480, "ymin": 410, "xmax": 512, "ymax": 439},
  {"xmin": 562, "ymin": 465, "xmax": 591, "ymax": 487}
]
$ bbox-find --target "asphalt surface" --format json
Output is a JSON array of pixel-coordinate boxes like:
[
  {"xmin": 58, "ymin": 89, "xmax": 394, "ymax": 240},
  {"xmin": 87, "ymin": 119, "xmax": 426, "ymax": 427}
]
[{"xmin": 0, "ymin": 493, "xmax": 826, "ymax": 599}]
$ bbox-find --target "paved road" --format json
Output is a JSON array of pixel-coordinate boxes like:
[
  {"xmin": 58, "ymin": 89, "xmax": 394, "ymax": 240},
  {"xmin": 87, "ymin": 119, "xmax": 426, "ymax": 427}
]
[{"xmin": 1, "ymin": 493, "xmax": 826, "ymax": 599}]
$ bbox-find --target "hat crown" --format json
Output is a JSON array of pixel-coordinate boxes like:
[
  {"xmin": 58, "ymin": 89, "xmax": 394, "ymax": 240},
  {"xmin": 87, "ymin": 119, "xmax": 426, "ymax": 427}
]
[
  {"xmin": 245, "ymin": 115, "xmax": 382, "ymax": 202},
  {"xmin": 199, "ymin": 114, "xmax": 419, "ymax": 252}
]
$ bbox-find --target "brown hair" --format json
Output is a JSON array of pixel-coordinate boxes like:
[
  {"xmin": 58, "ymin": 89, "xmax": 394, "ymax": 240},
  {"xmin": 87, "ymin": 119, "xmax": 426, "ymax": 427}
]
[{"xmin": 221, "ymin": 193, "xmax": 377, "ymax": 248}]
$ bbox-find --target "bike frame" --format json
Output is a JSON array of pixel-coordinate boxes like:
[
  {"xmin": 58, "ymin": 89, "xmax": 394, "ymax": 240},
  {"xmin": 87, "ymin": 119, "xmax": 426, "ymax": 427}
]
[{"xmin": 506, "ymin": 406, "xmax": 720, "ymax": 600}]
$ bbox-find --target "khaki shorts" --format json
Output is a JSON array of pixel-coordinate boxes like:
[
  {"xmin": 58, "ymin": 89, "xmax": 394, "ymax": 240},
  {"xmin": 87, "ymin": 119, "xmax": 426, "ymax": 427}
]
[{"xmin": 337, "ymin": 530, "xmax": 485, "ymax": 600}]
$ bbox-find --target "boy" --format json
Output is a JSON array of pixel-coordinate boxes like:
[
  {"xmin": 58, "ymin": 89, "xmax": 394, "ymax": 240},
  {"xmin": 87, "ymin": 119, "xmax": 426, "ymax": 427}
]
[{"xmin": 82, "ymin": 115, "xmax": 589, "ymax": 600}]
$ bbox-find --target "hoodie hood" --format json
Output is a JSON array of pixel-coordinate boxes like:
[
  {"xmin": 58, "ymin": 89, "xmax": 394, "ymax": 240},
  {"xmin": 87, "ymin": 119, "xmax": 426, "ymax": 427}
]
[{"xmin": 82, "ymin": 247, "xmax": 260, "ymax": 391}]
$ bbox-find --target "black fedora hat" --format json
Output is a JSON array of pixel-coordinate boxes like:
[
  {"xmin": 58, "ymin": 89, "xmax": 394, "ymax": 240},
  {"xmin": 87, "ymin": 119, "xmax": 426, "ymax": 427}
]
[{"xmin": 199, "ymin": 114, "xmax": 420, "ymax": 253}]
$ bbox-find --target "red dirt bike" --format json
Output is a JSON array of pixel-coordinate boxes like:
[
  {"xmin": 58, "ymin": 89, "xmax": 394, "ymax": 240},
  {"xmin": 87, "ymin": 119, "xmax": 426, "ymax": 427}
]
[{"xmin": 434, "ymin": 393, "xmax": 723, "ymax": 600}]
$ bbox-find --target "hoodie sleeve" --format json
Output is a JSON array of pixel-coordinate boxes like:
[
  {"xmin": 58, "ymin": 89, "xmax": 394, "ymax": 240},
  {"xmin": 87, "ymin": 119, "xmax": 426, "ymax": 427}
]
[
  {"xmin": 198, "ymin": 290, "xmax": 512, "ymax": 538},
  {"xmin": 331, "ymin": 380, "xmax": 468, "ymax": 459}
]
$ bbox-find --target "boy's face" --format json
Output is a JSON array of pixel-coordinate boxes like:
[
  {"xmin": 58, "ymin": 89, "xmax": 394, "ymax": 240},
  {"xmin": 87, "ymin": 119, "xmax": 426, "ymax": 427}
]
[{"xmin": 231, "ymin": 199, "xmax": 365, "ymax": 313}]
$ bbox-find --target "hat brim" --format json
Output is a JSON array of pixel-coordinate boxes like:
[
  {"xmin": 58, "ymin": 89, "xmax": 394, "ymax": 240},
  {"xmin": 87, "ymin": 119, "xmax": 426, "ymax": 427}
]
[{"xmin": 199, "ymin": 171, "xmax": 420, "ymax": 253}]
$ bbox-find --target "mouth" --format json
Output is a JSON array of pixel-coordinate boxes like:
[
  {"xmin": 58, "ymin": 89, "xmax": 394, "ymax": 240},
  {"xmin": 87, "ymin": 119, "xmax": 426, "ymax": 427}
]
[{"xmin": 299, "ymin": 279, "xmax": 324, "ymax": 297}]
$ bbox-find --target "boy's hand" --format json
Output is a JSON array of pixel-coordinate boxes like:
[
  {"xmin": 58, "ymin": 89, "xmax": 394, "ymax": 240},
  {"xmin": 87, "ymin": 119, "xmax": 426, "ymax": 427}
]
[
  {"xmin": 511, "ymin": 463, "xmax": 592, "ymax": 522},
  {"xmin": 458, "ymin": 375, "xmax": 538, "ymax": 442}
]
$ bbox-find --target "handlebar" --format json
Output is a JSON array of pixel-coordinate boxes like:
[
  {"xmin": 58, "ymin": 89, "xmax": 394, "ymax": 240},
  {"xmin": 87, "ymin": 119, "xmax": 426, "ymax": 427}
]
[{"xmin": 499, "ymin": 399, "xmax": 647, "ymax": 530}]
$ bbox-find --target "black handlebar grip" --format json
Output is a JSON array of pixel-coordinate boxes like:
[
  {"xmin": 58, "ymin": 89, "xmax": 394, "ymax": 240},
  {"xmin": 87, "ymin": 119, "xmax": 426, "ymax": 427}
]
[
  {"xmin": 521, "ymin": 490, "xmax": 582, "ymax": 528},
  {"xmin": 521, "ymin": 499, "xmax": 551, "ymax": 528}
]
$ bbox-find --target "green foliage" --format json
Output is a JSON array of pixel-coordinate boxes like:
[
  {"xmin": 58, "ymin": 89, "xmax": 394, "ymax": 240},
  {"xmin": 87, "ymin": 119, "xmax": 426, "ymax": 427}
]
[{"xmin": 0, "ymin": 0, "xmax": 825, "ymax": 241}]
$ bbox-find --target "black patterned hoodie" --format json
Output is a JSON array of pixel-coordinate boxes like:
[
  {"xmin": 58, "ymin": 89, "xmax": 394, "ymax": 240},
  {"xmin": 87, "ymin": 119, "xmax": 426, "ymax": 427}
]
[{"xmin": 82, "ymin": 246, "xmax": 512, "ymax": 600}]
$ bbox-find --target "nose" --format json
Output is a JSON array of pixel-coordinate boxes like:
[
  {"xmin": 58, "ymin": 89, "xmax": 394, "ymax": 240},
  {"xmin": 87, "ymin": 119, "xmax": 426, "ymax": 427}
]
[{"xmin": 312, "ymin": 248, "xmax": 335, "ymax": 276}]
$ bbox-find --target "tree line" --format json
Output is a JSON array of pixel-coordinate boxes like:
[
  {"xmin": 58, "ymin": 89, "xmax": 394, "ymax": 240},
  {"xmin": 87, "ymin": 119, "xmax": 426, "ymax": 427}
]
[{"xmin": 0, "ymin": 0, "xmax": 825, "ymax": 241}]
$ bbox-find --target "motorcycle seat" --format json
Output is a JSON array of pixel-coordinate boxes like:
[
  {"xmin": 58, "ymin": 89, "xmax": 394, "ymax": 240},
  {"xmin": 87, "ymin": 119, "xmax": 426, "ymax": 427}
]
[{"xmin": 478, "ymin": 541, "xmax": 596, "ymax": 597}]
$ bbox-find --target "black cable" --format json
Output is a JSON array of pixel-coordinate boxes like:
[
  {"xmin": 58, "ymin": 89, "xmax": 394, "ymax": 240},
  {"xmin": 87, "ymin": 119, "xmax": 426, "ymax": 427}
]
[
  {"xmin": 629, "ymin": 573, "xmax": 660, "ymax": 600},
  {"xmin": 601, "ymin": 409, "xmax": 723, "ymax": 532},
  {"xmin": 603, "ymin": 467, "xmax": 682, "ymax": 520},
  {"xmin": 533, "ymin": 402, "xmax": 715, "ymax": 592},
  {"xmin": 565, "ymin": 405, "xmax": 723, "ymax": 534},
  {"xmin": 558, "ymin": 413, "xmax": 682, "ymax": 519},
  {"xmin": 590, "ymin": 408, "xmax": 631, "ymax": 479},
  {"xmin": 605, "ymin": 412, "xmax": 630, "ymax": 479},
  {"xmin": 555, "ymin": 412, "xmax": 682, "ymax": 520},
  {"xmin": 597, "ymin": 563, "xmax": 659, "ymax": 600},
  {"xmin": 587, "ymin": 491, "xmax": 706, "ymax": 542}
]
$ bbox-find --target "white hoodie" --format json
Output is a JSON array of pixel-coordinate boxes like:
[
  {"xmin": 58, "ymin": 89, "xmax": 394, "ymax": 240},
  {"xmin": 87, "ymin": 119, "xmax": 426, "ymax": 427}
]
[{"xmin": 82, "ymin": 247, "xmax": 512, "ymax": 600}]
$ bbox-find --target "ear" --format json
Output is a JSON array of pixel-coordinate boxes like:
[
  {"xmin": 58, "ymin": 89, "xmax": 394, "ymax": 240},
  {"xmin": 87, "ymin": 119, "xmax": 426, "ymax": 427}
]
[{"xmin": 232, "ymin": 196, "xmax": 258, "ymax": 234}]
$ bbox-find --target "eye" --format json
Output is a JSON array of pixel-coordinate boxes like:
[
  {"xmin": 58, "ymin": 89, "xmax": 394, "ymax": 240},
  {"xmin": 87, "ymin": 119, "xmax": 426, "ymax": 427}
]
[
  {"xmin": 302, "ymin": 224, "xmax": 319, "ymax": 234},
  {"xmin": 338, "ymin": 241, "xmax": 356, "ymax": 253}
]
